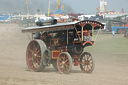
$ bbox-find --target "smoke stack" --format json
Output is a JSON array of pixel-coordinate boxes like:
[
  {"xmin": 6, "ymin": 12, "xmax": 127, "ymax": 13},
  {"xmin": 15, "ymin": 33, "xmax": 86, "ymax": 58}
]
[{"xmin": 36, "ymin": 19, "xmax": 57, "ymax": 26}]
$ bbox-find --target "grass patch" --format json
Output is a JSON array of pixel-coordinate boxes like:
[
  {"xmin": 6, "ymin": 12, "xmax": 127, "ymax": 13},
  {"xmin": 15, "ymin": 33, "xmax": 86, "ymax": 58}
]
[{"xmin": 85, "ymin": 34, "xmax": 128, "ymax": 54}]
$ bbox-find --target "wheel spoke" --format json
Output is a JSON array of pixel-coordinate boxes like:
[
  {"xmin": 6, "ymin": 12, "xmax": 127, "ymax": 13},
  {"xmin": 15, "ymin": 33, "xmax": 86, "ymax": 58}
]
[
  {"xmin": 33, "ymin": 43, "xmax": 37, "ymax": 53},
  {"xmin": 32, "ymin": 42, "xmax": 36, "ymax": 48},
  {"xmin": 64, "ymin": 63, "xmax": 69, "ymax": 68},
  {"xmin": 35, "ymin": 58, "xmax": 40, "ymax": 64},
  {"xmin": 62, "ymin": 55, "xmax": 65, "ymax": 61},
  {"xmin": 29, "ymin": 49, "xmax": 34, "ymax": 53},
  {"xmin": 83, "ymin": 65, "xmax": 86, "ymax": 70},
  {"xmin": 87, "ymin": 65, "xmax": 91, "ymax": 71},
  {"xmin": 36, "ymin": 49, "xmax": 41, "ymax": 54},
  {"xmin": 88, "ymin": 58, "xmax": 92, "ymax": 62},
  {"xmin": 80, "ymin": 52, "xmax": 94, "ymax": 73},
  {"xmin": 88, "ymin": 65, "xmax": 92, "ymax": 69},
  {"xmin": 65, "ymin": 59, "xmax": 69, "ymax": 63},
  {"xmin": 87, "ymin": 55, "xmax": 89, "ymax": 60},
  {"xmin": 89, "ymin": 61, "xmax": 93, "ymax": 64},
  {"xmin": 85, "ymin": 55, "xmax": 88, "ymax": 61},
  {"xmin": 35, "ymin": 47, "xmax": 37, "ymax": 53},
  {"xmin": 83, "ymin": 56, "xmax": 86, "ymax": 60},
  {"xmin": 88, "ymin": 56, "xmax": 92, "ymax": 61},
  {"xmin": 35, "ymin": 44, "xmax": 40, "ymax": 52},
  {"xmin": 59, "ymin": 63, "xmax": 62, "ymax": 66},
  {"xmin": 60, "ymin": 58, "xmax": 63, "ymax": 62}
]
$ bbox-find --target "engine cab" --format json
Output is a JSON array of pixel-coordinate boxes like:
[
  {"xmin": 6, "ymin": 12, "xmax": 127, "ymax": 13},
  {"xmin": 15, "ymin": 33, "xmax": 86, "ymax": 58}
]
[{"xmin": 22, "ymin": 19, "xmax": 104, "ymax": 74}]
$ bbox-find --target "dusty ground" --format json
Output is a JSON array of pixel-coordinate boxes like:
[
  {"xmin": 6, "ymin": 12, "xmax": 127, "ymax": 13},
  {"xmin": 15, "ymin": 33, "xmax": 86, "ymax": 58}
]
[{"xmin": 0, "ymin": 24, "xmax": 128, "ymax": 85}]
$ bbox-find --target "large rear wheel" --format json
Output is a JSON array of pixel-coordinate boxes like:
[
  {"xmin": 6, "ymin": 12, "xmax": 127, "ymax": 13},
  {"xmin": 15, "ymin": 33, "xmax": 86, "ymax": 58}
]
[
  {"xmin": 79, "ymin": 52, "xmax": 95, "ymax": 73},
  {"xmin": 26, "ymin": 40, "xmax": 47, "ymax": 72},
  {"xmin": 57, "ymin": 52, "xmax": 72, "ymax": 74}
]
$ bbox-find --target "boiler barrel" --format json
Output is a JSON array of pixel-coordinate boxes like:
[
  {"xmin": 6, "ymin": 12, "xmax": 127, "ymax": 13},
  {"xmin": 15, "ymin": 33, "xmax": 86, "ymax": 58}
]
[{"xmin": 36, "ymin": 19, "xmax": 57, "ymax": 26}]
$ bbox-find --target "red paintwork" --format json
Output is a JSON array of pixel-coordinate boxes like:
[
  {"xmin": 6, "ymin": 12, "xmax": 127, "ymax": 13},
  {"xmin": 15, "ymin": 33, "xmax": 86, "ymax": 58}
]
[
  {"xmin": 83, "ymin": 41, "xmax": 93, "ymax": 46},
  {"xmin": 52, "ymin": 51, "xmax": 60, "ymax": 59},
  {"xmin": 79, "ymin": 22, "xmax": 100, "ymax": 28},
  {"xmin": 72, "ymin": 55, "xmax": 79, "ymax": 66}
]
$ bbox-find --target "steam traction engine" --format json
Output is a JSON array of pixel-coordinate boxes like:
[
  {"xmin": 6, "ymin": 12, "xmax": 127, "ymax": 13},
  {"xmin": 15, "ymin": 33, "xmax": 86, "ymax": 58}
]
[{"xmin": 22, "ymin": 20, "xmax": 104, "ymax": 74}]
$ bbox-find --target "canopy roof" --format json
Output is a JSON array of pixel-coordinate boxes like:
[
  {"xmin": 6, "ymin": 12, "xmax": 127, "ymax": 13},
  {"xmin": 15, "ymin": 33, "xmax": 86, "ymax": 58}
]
[{"xmin": 22, "ymin": 20, "xmax": 104, "ymax": 33}]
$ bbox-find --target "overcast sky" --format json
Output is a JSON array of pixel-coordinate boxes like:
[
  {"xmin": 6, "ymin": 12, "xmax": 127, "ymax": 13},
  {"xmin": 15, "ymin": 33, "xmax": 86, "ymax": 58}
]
[
  {"xmin": 0, "ymin": 0, "xmax": 128, "ymax": 14},
  {"xmin": 62, "ymin": 0, "xmax": 128, "ymax": 14}
]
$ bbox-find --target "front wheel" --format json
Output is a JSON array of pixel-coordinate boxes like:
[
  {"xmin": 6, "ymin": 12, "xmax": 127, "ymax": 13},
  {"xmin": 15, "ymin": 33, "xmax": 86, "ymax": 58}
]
[
  {"xmin": 79, "ymin": 52, "xmax": 95, "ymax": 73},
  {"xmin": 57, "ymin": 52, "xmax": 72, "ymax": 74}
]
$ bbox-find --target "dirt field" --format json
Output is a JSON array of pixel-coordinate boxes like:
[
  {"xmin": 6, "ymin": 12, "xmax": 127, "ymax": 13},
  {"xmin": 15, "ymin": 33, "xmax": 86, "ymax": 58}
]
[{"xmin": 0, "ymin": 24, "xmax": 128, "ymax": 85}]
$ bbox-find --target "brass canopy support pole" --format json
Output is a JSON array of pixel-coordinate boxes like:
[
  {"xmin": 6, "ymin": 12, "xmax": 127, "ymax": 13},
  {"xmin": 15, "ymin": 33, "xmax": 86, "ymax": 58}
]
[
  {"xmin": 75, "ymin": 27, "xmax": 81, "ymax": 41},
  {"xmin": 81, "ymin": 26, "xmax": 83, "ymax": 41},
  {"xmin": 92, "ymin": 27, "xmax": 94, "ymax": 41},
  {"xmin": 94, "ymin": 29, "xmax": 100, "ymax": 41},
  {"xmin": 26, "ymin": 33, "xmax": 32, "ymax": 41},
  {"xmin": 67, "ymin": 30, "xmax": 68, "ymax": 44}
]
